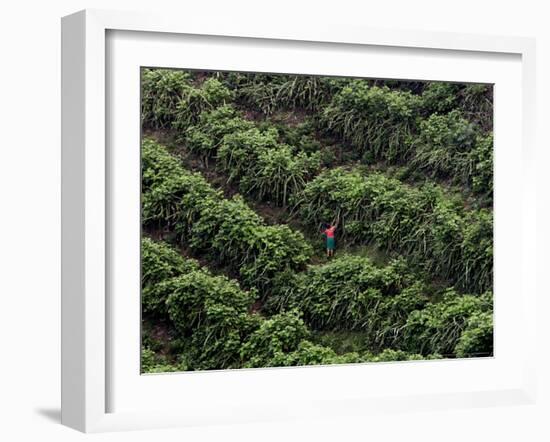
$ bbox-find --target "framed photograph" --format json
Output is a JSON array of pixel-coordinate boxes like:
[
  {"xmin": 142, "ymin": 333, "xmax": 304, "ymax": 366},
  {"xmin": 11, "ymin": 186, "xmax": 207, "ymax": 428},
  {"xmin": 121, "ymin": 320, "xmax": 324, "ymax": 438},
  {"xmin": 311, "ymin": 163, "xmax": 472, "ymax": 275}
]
[{"xmin": 61, "ymin": 9, "xmax": 537, "ymax": 433}]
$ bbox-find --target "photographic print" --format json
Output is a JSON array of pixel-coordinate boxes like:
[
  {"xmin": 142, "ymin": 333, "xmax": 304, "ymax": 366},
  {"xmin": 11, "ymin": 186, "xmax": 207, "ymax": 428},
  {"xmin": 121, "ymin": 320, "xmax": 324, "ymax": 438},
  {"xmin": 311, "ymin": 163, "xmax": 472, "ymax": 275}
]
[{"xmin": 140, "ymin": 69, "xmax": 493, "ymax": 373}]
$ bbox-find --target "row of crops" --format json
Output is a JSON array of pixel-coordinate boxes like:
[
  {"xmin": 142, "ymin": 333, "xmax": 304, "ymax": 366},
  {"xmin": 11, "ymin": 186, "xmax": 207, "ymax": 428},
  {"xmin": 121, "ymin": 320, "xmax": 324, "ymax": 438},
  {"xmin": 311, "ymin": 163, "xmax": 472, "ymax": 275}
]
[
  {"xmin": 142, "ymin": 139, "xmax": 312, "ymax": 292},
  {"xmin": 295, "ymin": 169, "xmax": 492, "ymax": 293},
  {"xmin": 142, "ymin": 70, "xmax": 493, "ymax": 201},
  {"xmin": 142, "ymin": 238, "xmax": 440, "ymax": 371},
  {"xmin": 141, "ymin": 137, "xmax": 493, "ymax": 372},
  {"xmin": 142, "ymin": 234, "xmax": 491, "ymax": 372},
  {"xmin": 144, "ymin": 118, "xmax": 492, "ymax": 294},
  {"xmin": 140, "ymin": 68, "xmax": 493, "ymax": 372}
]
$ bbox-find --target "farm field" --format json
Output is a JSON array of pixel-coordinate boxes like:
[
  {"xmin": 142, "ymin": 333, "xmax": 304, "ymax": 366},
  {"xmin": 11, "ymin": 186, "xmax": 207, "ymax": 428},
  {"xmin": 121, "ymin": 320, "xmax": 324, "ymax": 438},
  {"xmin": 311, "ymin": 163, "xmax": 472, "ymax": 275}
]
[{"xmin": 140, "ymin": 69, "xmax": 493, "ymax": 373}]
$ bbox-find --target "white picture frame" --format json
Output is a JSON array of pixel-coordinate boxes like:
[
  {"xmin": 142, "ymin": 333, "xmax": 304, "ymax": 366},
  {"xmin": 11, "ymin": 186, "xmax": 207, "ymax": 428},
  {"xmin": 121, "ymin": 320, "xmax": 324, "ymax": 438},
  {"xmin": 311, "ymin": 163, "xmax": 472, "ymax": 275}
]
[{"xmin": 61, "ymin": 9, "xmax": 537, "ymax": 433}]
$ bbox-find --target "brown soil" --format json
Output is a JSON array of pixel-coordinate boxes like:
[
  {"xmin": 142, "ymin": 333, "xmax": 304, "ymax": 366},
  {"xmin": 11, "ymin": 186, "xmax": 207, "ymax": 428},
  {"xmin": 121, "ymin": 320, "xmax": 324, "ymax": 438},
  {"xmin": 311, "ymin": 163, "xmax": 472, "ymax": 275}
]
[{"xmin": 267, "ymin": 109, "xmax": 311, "ymax": 126}]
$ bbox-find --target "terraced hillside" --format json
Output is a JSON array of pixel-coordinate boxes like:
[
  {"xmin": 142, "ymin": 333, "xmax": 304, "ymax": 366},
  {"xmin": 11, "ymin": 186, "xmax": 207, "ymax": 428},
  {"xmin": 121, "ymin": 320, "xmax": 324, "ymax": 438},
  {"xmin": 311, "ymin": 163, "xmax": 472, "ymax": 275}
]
[{"xmin": 140, "ymin": 69, "xmax": 493, "ymax": 372}]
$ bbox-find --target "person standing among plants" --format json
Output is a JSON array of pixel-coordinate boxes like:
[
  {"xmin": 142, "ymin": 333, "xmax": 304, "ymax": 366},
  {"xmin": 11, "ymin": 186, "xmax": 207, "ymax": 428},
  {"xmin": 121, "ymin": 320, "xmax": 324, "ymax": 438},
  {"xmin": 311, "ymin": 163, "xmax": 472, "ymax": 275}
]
[{"xmin": 322, "ymin": 221, "xmax": 338, "ymax": 257}]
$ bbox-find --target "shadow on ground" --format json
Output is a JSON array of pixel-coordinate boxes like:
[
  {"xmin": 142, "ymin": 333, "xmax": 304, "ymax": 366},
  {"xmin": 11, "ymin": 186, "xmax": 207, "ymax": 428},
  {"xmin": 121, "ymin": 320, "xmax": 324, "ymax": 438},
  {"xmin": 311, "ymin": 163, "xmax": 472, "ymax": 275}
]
[{"xmin": 35, "ymin": 407, "xmax": 61, "ymax": 423}]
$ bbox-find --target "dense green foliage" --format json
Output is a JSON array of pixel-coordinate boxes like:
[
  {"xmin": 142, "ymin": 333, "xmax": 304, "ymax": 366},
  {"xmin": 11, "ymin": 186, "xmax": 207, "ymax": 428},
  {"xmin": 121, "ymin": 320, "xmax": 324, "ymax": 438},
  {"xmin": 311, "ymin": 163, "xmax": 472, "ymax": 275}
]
[
  {"xmin": 187, "ymin": 107, "xmax": 322, "ymax": 206},
  {"xmin": 239, "ymin": 144, "xmax": 321, "ymax": 206},
  {"xmin": 164, "ymin": 270, "xmax": 259, "ymax": 369},
  {"xmin": 412, "ymin": 111, "xmax": 478, "ymax": 180},
  {"xmin": 140, "ymin": 69, "xmax": 494, "ymax": 373},
  {"xmin": 318, "ymin": 82, "xmax": 494, "ymax": 198},
  {"xmin": 172, "ymin": 78, "xmax": 235, "ymax": 133},
  {"xmin": 141, "ymin": 347, "xmax": 185, "ymax": 373},
  {"xmin": 142, "ymin": 139, "xmax": 313, "ymax": 291},
  {"xmin": 141, "ymin": 70, "xmax": 494, "ymax": 197},
  {"xmin": 454, "ymin": 310, "xmax": 494, "ymax": 358},
  {"xmin": 292, "ymin": 168, "xmax": 492, "ymax": 293},
  {"xmin": 421, "ymin": 82, "xmax": 493, "ymax": 131},
  {"xmin": 401, "ymin": 290, "xmax": 493, "ymax": 356},
  {"xmin": 186, "ymin": 196, "xmax": 313, "ymax": 289},
  {"xmin": 217, "ymin": 127, "xmax": 280, "ymax": 182},
  {"xmin": 185, "ymin": 105, "xmax": 255, "ymax": 159},
  {"xmin": 221, "ymin": 73, "xmax": 348, "ymax": 114},
  {"xmin": 411, "ymin": 111, "xmax": 493, "ymax": 195},
  {"xmin": 469, "ymin": 133, "xmax": 494, "ymax": 196},
  {"xmin": 321, "ymin": 81, "xmax": 422, "ymax": 162},
  {"xmin": 141, "ymin": 69, "xmax": 193, "ymax": 129},
  {"xmin": 141, "ymin": 237, "xmax": 199, "ymax": 316},
  {"xmin": 267, "ymin": 255, "xmax": 427, "ymax": 350},
  {"xmin": 420, "ymin": 82, "xmax": 462, "ymax": 115},
  {"xmin": 240, "ymin": 310, "xmax": 311, "ymax": 367},
  {"xmin": 142, "ymin": 139, "xmax": 220, "ymax": 229},
  {"xmin": 141, "ymin": 238, "xmax": 490, "ymax": 371},
  {"xmin": 141, "ymin": 238, "xmax": 448, "ymax": 370},
  {"xmin": 141, "ymin": 69, "xmax": 234, "ymax": 131}
]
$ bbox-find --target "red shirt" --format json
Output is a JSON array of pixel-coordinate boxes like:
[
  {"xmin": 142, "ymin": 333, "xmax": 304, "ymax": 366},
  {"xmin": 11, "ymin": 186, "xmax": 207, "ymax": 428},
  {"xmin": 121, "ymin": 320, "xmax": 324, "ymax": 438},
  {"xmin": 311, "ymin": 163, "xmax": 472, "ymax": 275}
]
[{"xmin": 324, "ymin": 226, "xmax": 336, "ymax": 238}]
